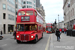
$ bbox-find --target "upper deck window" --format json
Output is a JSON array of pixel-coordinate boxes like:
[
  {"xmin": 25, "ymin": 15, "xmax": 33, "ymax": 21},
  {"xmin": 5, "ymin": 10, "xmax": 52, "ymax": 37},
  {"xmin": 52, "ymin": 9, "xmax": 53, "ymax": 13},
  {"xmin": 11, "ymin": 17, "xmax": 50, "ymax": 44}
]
[
  {"xmin": 26, "ymin": 11, "xmax": 33, "ymax": 15},
  {"xmin": 18, "ymin": 11, "xmax": 25, "ymax": 16}
]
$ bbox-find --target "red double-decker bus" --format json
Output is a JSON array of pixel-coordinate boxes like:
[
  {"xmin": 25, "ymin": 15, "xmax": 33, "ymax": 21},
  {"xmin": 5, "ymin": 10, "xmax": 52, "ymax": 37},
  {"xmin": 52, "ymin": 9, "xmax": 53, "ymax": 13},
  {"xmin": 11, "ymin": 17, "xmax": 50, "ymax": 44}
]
[
  {"xmin": 16, "ymin": 8, "xmax": 44, "ymax": 43},
  {"xmin": 46, "ymin": 23, "xmax": 52, "ymax": 33}
]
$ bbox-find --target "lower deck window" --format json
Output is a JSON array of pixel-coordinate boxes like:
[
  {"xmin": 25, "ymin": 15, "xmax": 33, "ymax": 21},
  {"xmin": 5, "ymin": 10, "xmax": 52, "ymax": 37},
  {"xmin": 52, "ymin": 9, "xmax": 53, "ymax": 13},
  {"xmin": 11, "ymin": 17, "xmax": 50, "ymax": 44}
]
[
  {"xmin": 46, "ymin": 28, "xmax": 51, "ymax": 31},
  {"xmin": 17, "ymin": 24, "xmax": 37, "ymax": 31}
]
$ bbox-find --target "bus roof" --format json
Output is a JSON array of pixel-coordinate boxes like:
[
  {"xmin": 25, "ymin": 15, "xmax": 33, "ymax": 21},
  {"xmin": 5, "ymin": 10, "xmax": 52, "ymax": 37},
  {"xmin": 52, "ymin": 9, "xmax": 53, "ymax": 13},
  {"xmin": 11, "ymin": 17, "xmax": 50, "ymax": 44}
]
[
  {"xmin": 18, "ymin": 8, "xmax": 36, "ymax": 11},
  {"xmin": 18, "ymin": 8, "xmax": 43, "ymax": 20}
]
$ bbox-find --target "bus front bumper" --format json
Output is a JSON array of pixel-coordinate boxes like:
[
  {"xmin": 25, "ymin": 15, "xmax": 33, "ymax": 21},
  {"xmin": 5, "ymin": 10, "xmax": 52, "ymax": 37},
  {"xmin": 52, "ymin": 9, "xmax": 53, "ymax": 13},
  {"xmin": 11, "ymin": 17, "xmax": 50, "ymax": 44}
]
[{"xmin": 16, "ymin": 34, "xmax": 36, "ymax": 42}]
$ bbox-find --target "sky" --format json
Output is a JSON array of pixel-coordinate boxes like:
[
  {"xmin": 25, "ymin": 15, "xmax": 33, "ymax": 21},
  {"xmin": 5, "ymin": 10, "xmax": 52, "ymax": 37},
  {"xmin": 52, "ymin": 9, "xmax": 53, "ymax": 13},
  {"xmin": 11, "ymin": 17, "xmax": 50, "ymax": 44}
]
[{"xmin": 40, "ymin": 0, "xmax": 63, "ymax": 23}]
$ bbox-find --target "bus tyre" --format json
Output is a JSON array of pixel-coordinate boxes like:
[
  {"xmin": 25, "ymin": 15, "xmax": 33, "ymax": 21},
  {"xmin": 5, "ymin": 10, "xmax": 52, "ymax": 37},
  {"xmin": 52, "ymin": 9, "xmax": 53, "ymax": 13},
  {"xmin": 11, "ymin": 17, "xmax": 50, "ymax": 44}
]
[
  {"xmin": 16, "ymin": 40, "xmax": 21, "ymax": 44},
  {"xmin": 34, "ymin": 36, "xmax": 38, "ymax": 43}
]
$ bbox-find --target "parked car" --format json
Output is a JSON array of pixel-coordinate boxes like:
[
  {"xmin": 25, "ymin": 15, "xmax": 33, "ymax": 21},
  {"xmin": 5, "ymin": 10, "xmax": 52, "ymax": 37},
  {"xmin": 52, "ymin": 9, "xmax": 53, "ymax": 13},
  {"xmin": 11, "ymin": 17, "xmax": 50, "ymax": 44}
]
[{"xmin": 0, "ymin": 35, "xmax": 3, "ymax": 40}]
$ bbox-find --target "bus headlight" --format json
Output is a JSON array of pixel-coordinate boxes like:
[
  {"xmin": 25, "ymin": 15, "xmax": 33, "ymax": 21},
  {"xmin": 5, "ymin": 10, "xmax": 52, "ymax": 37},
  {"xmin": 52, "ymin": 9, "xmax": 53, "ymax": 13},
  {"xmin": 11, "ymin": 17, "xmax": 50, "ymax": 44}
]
[
  {"xmin": 31, "ymin": 36, "xmax": 33, "ymax": 38},
  {"xmin": 17, "ymin": 35, "xmax": 19, "ymax": 38}
]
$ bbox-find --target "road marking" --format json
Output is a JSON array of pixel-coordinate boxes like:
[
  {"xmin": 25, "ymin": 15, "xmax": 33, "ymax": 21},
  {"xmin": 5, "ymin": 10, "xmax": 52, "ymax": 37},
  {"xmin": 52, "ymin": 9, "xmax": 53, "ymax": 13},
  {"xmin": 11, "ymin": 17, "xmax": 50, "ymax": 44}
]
[
  {"xmin": 45, "ymin": 34, "xmax": 51, "ymax": 50},
  {"xmin": 50, "ymin": 34, "xmax": 53, "ymax": 50},
  {"xmin": 2, "ymin": 44, "xmax": 7, "ymax": 47}
]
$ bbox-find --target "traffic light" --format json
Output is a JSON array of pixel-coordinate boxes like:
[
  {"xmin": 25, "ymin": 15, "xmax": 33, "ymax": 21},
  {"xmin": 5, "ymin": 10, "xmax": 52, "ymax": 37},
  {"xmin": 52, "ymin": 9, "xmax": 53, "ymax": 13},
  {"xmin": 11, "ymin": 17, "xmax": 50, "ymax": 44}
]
[{"xmin": 54, "ymin": 20, "xmax": 57, "ymax": 24}]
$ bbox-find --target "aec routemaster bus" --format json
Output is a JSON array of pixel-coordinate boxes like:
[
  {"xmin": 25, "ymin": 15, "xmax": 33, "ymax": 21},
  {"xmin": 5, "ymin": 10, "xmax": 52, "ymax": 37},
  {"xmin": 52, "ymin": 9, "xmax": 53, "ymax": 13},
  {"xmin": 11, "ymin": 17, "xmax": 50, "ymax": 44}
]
[
  {"xmin": 46, "ymin": 23, "xmax": 52, "ymax": 33},
  {"xmin": 16, "ymin": 8, "xmax": 44, "ymax": 43}
]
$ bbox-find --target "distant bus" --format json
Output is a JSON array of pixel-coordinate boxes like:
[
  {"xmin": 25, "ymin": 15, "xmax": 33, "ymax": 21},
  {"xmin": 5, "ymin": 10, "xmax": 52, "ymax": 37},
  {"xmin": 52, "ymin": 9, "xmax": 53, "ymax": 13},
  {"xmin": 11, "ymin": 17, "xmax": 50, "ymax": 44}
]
[
  {"xmin": 46, "ymin": 23, "xmax": 52, "ymax": 33},
  {"xmin": 16, "ymin": 8, "xmax": 44, "ymax": 43}
]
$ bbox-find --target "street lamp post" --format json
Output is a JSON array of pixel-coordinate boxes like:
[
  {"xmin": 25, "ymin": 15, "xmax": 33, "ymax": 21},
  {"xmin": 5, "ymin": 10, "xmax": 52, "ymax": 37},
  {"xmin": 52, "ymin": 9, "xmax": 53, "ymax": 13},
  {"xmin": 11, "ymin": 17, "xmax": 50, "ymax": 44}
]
[
  {"xmin": 68, "ymin": 0, "xmax": 70, "ymax": 29},
  {"xmin": 58, "ymin": 14, "xmax": 59, "ymax": 28},
  {"xmin": 15, "ymin": 0, "xmax": 16, "ymax": 30},
  {"xmin": 54, "ymin": 19, "xmax": 57, "ymax": 29},
  {"xmin": 69, "ymin": 13, "xmax": 70, "ymax": 29}
]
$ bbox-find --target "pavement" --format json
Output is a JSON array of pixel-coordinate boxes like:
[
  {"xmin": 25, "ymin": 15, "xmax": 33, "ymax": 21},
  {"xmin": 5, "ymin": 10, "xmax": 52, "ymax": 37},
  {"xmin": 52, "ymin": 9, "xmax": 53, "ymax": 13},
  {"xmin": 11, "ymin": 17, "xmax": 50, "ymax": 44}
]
[
  {"xmin": 50, "ymin": 33, "xmax": 75, "ymax": 50},
  {"xmin": 1, "ymin": 33, "xmax": 13, "ymax": 40},
  {"xmin": 2, "ymin": 32, "xmax": 13, "ymax": 36}
]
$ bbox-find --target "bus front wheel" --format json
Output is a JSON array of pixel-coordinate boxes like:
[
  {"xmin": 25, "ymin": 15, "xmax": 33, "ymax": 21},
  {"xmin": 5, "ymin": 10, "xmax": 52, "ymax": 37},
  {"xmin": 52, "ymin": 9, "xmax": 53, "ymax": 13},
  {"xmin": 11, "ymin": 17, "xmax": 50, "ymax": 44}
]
[
  {"xmin": 16, "ymin": 40, "xmax": 21, "ymax": 43},
  {"xmin": 34, "ymin": 36, "xmax": 38, "ymax": 43}
]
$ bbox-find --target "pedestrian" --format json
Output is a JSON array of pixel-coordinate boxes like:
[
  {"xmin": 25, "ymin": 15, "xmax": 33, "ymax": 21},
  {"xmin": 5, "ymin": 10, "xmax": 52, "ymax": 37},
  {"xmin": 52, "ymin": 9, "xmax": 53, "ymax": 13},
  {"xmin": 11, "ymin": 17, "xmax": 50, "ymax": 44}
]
[
  {"xmin": 1, "ymin": 30, "xmax": 2, "ymax": 35},
  {"xmin": 55, "ymin": 28, "xmax": 60, "ymax": 42},
  {"xmin": 59, "ymin": 28, "xmax": 62, "ymax": 34},
  {"xmin": 10, "ymin": 30, "xmax": 12, "ymax": 34},
  {"xmin": 64, "ymin": 28, "xmax": 67, "ymax": 34},
  {"xmin": 13, "ymin": 30, "xmax": 16, "ymax": 39}
]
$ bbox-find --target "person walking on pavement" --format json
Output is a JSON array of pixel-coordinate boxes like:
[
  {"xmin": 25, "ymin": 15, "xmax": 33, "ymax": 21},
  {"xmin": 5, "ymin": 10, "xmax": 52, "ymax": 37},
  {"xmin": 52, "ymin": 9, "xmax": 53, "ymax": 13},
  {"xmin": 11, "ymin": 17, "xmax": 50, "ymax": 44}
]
[
  {"xmin": 64, "ymin": 28, "xmax": 67, "ymax": 34},
  {"xmin": 13, "ymin": 30, "xmax": 16, "ymax": 39},
  {"xmin": 10, "ymin": 30, "xmax": 12, "ymax": 34},
  {"xmin": 59, "ymin": 28, "xmax": 62, "ymax": 34},
  {"xmin": 1, "ymin": 30, "xmax": 2, "ymax": 35},
  {"xmin": 55, "ymin": 28, "xmax": 60, "ymax": 42}
]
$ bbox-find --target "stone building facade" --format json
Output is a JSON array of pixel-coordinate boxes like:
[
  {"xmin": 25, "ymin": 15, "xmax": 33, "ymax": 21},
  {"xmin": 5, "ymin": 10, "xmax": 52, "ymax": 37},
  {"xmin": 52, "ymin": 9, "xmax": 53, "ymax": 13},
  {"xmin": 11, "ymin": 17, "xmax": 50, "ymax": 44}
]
[
  {"xmin": 0, "ymin": 0, "xmax": 22, "ymax": 34},
  {"xmin": 63, "ymin": 0, "xmax": 75, "ymax": 29}
]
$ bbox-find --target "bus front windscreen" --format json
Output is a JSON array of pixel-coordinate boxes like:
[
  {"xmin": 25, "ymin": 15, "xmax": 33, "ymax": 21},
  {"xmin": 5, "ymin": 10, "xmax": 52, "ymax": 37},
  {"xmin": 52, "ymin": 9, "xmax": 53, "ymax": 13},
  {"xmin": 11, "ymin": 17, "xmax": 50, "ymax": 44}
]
[
  {"xmin": 17, "ymin": 24, "xmax": 37, "ymax": 31},
  {"xmin": 18, "ymin": 11, "xmax": 25, "ymax": 16},
  {"xmin": 17, "ymin": 24, "xmax": 24, "ymax": 31},
  {"xmin": 25, "ymin": 24, "xmax": 37, "ymax": 31},
  {"xmin": 46, "ymin": 27, "xmax": 51, "ymax": 31}
]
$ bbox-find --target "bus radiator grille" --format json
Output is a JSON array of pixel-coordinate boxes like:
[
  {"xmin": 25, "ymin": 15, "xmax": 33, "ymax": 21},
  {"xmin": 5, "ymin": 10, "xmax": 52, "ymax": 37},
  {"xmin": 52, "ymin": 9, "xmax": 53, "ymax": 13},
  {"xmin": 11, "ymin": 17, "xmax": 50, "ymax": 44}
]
[{"xmin": 20, "ymin": 34, "xmax": 29, "ymax": 41}]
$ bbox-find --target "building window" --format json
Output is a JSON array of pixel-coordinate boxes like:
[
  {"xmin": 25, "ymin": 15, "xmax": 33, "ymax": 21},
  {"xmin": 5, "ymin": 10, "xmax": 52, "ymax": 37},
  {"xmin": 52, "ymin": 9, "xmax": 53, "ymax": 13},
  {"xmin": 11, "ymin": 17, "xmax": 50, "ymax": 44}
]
[
  {"xmin": 3, "ymin": 13, "xmax": 6, "ymax": 19},
  {"xmin": 27, "ymin": 1, "xmax": 32, "ymax": 4},
  {"xmin": 7, "ymin": 0, "xmax": 15, "ymax": 5},
  {"xmin": 8, "ymin": 14, "xmax": 14, "ymax": 20},
  {"xmin": 23, "ymin": 1, "xmax": 26, "ymax": 4},
  {"xmin": 7, "ymin": 5, "xmax": 15, "ymax": 13},
  {"xmin": 16, "ymin": 4, "xmax": 17, "ymax": 8},
  {"xmin": 22, "ymin": 6, "xmax": 26, "ymax": 8},
  {"xmin": 34, "ymin": 5, "xmax": 36, "ymax": 7},
  {"xmin": 3, "ymin": 4, "xmax": 6, "ymax": 9},
  {"xmin": 15, "ymin": 0, "xmax": 17, "ymax": 2},
  {"xmin": 34, "ymin": 0, "xmax": 36, "ymax": 3},
  {"xmin": 8, "ymin": 24, "xmax": 14, "ymax": 32},
  {"xmin": 27, "ymin": 6, "xmax": 28, "ymax": 8},
  {"xmin": 27, "ymin": 6, "xmax": 32, "ymax": 8}
]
